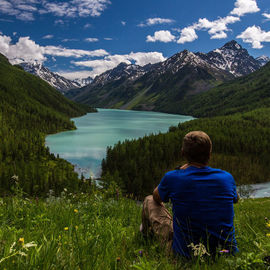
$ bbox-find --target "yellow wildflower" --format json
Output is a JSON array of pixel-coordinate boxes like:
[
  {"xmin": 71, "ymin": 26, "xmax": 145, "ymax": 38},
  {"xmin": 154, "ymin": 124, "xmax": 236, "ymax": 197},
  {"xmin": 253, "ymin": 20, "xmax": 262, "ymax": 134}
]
[
  {"xmin": 266, "ymin": 222, "xmax": 270, "ymax": 228},
  {"xmin": 74, "ymin": 209, "xmax": 78, "ymax": 213},
  {"xmin": 266, "ymin": 233, "xmax": 270, "ymax": 237},
  {"xmin": 75, "ymin": 226, "xmax": 78, "ymax": 230},
  {"xmin": 64, "ymin": 227, "xmax": 69, "ymax": 231},
  {"xmin": 18, "ymin": 237, "xmax": 24, "ymax": 245}
]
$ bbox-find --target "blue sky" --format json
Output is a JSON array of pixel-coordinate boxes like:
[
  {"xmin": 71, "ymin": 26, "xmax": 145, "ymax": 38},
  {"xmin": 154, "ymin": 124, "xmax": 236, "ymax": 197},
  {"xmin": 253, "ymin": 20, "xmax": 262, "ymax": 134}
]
[{"xmin": 0, "ymin": 0, "xmax": 269, "ymax": 79}]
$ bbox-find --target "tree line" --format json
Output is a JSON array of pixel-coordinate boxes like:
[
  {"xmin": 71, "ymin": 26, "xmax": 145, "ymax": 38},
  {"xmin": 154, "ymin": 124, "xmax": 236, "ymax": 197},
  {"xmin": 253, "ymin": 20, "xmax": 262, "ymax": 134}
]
[{"xmin": 102, "ymin": 108, "xmax": 270, "ymax": 199}]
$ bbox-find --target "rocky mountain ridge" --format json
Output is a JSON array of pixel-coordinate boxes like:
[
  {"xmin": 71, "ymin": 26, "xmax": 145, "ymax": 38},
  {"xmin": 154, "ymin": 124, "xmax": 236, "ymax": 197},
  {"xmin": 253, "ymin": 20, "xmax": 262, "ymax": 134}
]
[
  {"xmin": 20, "ymin": 62, "xmax": 81, "ymax": 93},
  {"xmin": 195, "ymin": 40, "xmax": 261, "ymax": 77},
  {"xmin": 20, "ymin": 62, "xmax": 93, "ymax": 92},
  {"xmin": 256, "ymin": 55, "xmax": 270, "ymax": 66},
  {"xmin": 20, "ymin": 41, "xmax": 268, "ymax": 95}
]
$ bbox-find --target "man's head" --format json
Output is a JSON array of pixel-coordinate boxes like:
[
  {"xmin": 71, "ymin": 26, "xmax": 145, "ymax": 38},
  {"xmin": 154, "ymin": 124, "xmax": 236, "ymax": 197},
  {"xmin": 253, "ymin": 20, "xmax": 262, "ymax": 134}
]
[{"xmin": 182, "ymin": 131, "xmax": 212, "ymax": 165}]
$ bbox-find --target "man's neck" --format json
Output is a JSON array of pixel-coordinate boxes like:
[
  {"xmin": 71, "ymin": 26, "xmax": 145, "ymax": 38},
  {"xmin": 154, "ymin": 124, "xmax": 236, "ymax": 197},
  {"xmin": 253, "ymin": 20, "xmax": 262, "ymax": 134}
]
[
  {"xmin": 188, "ymin": 161, "xmax": 207, "ymax": 168},
  {"xmin": 180, "ymin": 162, "xmax": 207, "ymax": 169}
]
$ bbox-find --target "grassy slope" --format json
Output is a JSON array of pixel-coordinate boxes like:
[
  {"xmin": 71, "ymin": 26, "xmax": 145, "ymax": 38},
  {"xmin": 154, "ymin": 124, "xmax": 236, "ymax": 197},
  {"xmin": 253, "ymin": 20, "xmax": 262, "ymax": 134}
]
[{"xmin": 0, "ymin": 187, "xmax": 270, "ymax": 269}]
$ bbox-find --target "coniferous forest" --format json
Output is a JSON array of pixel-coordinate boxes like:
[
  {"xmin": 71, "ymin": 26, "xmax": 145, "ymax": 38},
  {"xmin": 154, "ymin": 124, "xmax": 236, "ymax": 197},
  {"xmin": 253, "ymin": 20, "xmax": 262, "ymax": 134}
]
[
  {"xmin": 0, "ymin": 54, "xmax": 96, "ymax": 196},
  {"xmin": 102, "ymin": 62, "xmax": 270, "ymax": 198}
]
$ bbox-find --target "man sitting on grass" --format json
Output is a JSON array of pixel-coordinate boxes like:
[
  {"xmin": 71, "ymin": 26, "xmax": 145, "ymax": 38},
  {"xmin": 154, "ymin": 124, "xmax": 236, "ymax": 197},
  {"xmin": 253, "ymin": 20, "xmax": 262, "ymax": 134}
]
[{"xmin": 141, "ymin": 131, "xmax": 239, "ymax": 258}]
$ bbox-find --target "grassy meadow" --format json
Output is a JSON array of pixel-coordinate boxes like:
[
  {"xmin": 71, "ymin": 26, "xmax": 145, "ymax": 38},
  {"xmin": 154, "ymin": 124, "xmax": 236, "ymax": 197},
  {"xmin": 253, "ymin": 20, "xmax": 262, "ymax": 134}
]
[{"xmin": 1, "ymin": 182, "xmax": 270, "ymax": 270}]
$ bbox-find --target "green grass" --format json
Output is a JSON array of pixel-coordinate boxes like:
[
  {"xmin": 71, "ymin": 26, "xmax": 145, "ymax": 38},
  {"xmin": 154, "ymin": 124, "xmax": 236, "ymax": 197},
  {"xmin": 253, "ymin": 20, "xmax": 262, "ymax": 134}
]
[{"xmin": 1, "ymin": 183, "xmax": 270, "ymax": 269}]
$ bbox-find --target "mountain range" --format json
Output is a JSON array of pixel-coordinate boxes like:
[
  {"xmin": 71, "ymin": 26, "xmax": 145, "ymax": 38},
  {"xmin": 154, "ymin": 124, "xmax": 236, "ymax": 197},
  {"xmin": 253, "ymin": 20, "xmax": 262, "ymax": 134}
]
[
  {"xmin": 19, "ymin": 62, "xmax": 93, "ymax": 93},
  {"xmin": 66, "ymin": 40, "xmax": 269, "ymax": 114}
]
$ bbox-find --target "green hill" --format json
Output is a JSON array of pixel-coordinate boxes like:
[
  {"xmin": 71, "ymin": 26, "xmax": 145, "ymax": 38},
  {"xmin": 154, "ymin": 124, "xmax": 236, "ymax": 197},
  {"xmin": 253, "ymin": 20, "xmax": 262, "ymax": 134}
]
[
  {"xmin": 0, "ymin": 54, "xmax": 95, "ymax": 195},
  {"xmin": 177, "ymin": 62, "xmax": 270, "ymax": 117}
]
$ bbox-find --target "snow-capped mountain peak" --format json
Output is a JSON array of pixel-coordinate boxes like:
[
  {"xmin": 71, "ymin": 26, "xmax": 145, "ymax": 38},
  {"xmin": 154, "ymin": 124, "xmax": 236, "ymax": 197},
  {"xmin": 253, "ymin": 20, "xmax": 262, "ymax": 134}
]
[
  {"xmin": 91, "ymin": 62, "xmax": 147, "ymax": 86},
  {"xmin": 72, "ymin": 77, "xmax": 93, "ymax": 87},
  {"xmin": 256, "ymin": 55, "xmax": 270, "ymax": 66},
  {"xmin": 196, "ymin": 40, "xmax": 261, "ymax": 77},
  {"xmin": 20, "ymin": 62, "xmax": 81, "ymax": 93}
]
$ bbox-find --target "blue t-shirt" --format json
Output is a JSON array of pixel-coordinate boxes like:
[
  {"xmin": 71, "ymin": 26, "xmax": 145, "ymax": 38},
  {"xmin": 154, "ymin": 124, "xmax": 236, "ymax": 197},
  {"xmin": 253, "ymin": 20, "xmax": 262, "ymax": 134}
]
[{"xmin": 158, "ymin": 166, "xmax": 238, "ymax": 258}]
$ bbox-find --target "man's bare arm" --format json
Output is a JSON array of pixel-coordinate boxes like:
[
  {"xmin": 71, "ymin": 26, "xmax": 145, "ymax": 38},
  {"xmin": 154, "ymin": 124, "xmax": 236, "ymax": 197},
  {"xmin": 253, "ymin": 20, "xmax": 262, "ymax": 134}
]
[{"xmin": 153, "ymin": 186, "xmax": 163, "ymax": 205}]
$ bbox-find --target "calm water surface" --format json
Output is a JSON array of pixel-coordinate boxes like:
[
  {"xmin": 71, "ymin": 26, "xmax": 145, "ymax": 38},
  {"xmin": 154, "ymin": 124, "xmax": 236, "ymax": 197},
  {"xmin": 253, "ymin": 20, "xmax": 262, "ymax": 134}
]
[
  {"xmin": 46, "ymin": 109, "xmax": 193, "ymax": 178},
  {"xmin": 46, "ymin": 108, "xmax": 270, "ymax": 198}
]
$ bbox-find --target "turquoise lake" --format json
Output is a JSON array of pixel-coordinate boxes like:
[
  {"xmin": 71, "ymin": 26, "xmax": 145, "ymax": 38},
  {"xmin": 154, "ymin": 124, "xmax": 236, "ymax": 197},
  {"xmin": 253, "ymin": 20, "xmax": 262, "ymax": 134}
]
[
  {"xmin": 46, "ymin": 109, "xmax": 194, "ymax": 178},
  {"xmin": 46, "ymin": 108, "xmax": 270, "ymax": 198}
]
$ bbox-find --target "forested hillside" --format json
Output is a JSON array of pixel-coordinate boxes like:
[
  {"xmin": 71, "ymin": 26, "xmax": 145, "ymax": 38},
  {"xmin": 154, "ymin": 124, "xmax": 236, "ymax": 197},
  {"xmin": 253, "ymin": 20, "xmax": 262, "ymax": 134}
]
[
  {"xmin": 0, "ymin": 54, "xmax": 95, "ymax": 195},
  {"xmin": 102, "ymin": 108, "xmax": 270, "ymax": 198},
  {"xmin": 178, "ymin": 61, "xmax": 270, "ymax": 117},
  {"xmin": 101, "ymin": 58, "xmax": 270, "ymax": 198}
]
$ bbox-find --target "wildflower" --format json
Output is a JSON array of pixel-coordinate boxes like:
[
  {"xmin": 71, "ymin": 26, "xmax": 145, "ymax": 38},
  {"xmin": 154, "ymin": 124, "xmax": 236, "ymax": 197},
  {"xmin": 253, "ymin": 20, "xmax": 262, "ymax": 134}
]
[
  {"xmin": 116, "ymin": 257, "xmax": 121, "ymax": 262},
  {"xmin": 75, "ymin": 226, "xmax": 78, "ymax": 230},
  {"xmin": 11, "ymin": 175, "xmax": 19, "ymax": 181},
  {"xmin": 219, "ymin": 249, "xmax": 229, "ymax": 253},
  {"xmin": 11, "ymin": 175, "xmax": 19, "ymax": 185},
  {"xmin": 267, "ymin": 233, "xmax": 270, "ymax": 237},
  {"xmin": 23, "ymin": 242, "xmax": 37, "ymax": 249},
  {"xmin": 18, "ymin": 238, "xmax": 24, "ymax": 246},
  {"xmin": 188, "ymin": 243, "xmax": 210, "ymax": 261},
  {"xmin": 64, "ymin": 188, "xmax": 67, "ymax": 192},
  {"xmin": 64, "ymin": 227, "xmax": 69, "ymax": 231},
  {"xmin": 138, "ymin": 250, "xmax": 143, "ymax": 257},
  {"xmin": 266, "ymin": 222, "xmax": 270, "ymax": 228},
  {"xmin": 74, "ymin": 209, "xmax": 78, "ymax": 213}
]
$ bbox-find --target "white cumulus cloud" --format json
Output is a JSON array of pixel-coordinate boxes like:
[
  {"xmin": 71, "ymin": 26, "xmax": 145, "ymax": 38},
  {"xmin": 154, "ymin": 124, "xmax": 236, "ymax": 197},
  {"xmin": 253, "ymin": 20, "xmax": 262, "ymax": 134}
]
[
  {"xmin": 42, "ymin": 34, "xmax": 54, "ymax": 39},
  {"xmin": 0, "ymin": 33, "xmax": 108, "ymax": 64},
  {"xmin": 146, "ymin": 30, "xmax": 176, "ymax": 43},
  {"xmin": 196, "ymin": 16, "xmax": 240, "ymax": 39},
  {"xmin": 0, "ymin": 33, "xmax": 165, "ymax": 80},
  {"xmin": 177, "ymin": 27, "xmax": 198, "ymax": 44},
  {"xmin": 44, "ymin": 46, "xmax": 108, "ymax": 58},
  {"xmin": 262, "ymin": 13, "xmax": 270, "ymax": 20},
  {"xmin": 85, "ymin": 38, "xmax": 99, "ymax": 42},
  {"xmin": 0, "ymin": 35, "xmax": 46, "ymax": 64},
  {"xmin": 230, "ymin": 0, "xmax": 260, "ymax": 17},
  {"xmin": 237, "ymin": 25, "xmax": 270, "ymax": 49},
  {"xmin": 138, "ymin": 17, "xmax": 175, "ymax": 27},
  {"xmin": 176, "ymin": 15, "xmax": 240, "ymax": 44},
  {"xmin": 160, "ymin": 0, "xmax": 259, "ymax": 45},
  {"xmin": 71, "ymin": 52, "xmax": 166, "ymax": 78},
  {"xmin": 59, "ymin": 70, "xmax": 95, "ymax": 80},
  {"xmin": 0, "ymin": 0, "xmax": 110, "ymax": 21}
]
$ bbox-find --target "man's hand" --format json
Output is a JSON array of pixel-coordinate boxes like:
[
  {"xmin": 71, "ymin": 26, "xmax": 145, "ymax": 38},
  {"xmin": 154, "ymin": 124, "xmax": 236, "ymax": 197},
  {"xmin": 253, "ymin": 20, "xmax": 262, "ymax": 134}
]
[
  {"xmin": 234, "ymin": 192, "xmax": 240, "ymax": 204},
  {"xmin": 153, "ymin": 187, "xmax": 163, "ymax": 205}
]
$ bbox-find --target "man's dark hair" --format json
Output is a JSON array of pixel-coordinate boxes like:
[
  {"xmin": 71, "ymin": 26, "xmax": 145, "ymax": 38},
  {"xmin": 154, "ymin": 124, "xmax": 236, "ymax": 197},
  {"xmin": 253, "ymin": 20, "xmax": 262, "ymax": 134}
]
[{"xmin": 182, "ymin": 131, "xmax": 212, "ymax": 165}]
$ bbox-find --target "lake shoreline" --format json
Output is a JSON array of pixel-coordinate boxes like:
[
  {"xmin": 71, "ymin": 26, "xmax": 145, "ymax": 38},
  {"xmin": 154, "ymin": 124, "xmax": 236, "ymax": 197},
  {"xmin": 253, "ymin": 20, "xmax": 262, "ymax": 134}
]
[{"xmin": 46, "ymin": 108, "xmax": 270, "ymax": 199}]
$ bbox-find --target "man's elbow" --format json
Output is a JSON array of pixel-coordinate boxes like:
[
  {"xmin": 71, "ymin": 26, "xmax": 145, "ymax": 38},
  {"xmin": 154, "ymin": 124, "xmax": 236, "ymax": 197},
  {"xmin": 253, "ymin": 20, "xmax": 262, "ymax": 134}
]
[{"xmin": 153, "ymin": 187, "xmax": 163, "ymax": 205}]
